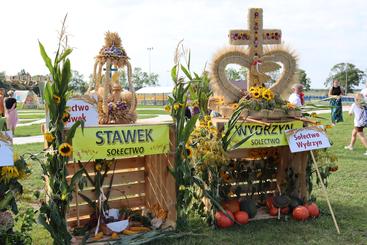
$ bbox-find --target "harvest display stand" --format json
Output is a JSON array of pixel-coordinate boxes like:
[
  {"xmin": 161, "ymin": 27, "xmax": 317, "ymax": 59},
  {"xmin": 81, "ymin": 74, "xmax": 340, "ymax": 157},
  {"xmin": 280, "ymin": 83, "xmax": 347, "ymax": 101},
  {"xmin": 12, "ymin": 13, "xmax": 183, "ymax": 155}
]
[
  {"xmin": 213, "ymin": 118, "xmax": 308, "ymax": 220},
  {"xmin": 66, "ymin": 122, "xmax": 177, "ymax": 228}
]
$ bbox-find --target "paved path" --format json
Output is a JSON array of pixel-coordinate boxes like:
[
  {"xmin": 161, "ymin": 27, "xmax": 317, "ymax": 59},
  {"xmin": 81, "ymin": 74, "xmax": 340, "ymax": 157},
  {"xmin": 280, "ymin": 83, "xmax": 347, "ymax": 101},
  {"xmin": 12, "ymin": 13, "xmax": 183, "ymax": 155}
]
[
  {"xmin": 17, "ymin": 118, "xmax": 45, "ymax": 127},
  {"xmin": 13, "ymin": 135, "xmax": 44, "ymax": 145}
]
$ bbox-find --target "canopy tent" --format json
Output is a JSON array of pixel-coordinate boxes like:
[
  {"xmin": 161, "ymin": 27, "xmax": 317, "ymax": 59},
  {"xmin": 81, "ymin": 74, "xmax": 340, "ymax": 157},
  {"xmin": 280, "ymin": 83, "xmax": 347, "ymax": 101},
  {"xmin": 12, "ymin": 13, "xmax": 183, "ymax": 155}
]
[{"xmin": 136, "ymin": 86, "xmax": 173, "ymax": 105}]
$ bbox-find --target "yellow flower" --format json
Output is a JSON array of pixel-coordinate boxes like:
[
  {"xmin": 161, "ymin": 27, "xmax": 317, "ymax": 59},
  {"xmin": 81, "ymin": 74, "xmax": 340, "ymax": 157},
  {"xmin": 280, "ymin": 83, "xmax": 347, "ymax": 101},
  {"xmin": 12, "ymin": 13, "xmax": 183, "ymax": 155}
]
[
  {"xmin": 207, "ymin": 121, "xmax": 213, "ymax": 128},
  {"xmin": 179, "ymin": 185, "xmax": 186, "ymax": 191},
  {"xmin": 1, "ymin": 166, "xmax": 19, "ymax": 182},
  {"xmin": 13, "ymin": 153, "xmax": 19, "ymax": 162},
  {"xmin": 251, "ymin": 89, "xmax": 261, "ymax": 99},
  {"xmin": 249, "ymin": 87, "xmax": 256, "ymax": 93},
  {"xmin": 44, "ymin": 132, "xmax": 55, "ymax": 143},
  {"xmin": 262, "ymin": 89, "xmax": 274, "ymax": 101},
  {"xmin": 53, "ymin": 95, "xmax": 61, "ymax": 104},
  {"xmin": 310, "ymin": 112, "xmax": 317, "ymax": 118},
  {"xmin": 173, "ymin": 103, "xmax": 180, "ymax": 110},
  {"xmin": 62, "ymin": 111, "xmax": 70, "ymax": 122},
  {"xmin": 325, "ymin": 124, "xmax": 333, "ymax": 129},
  {"xmin": 95, "ymin": 163, "xmax": 102, "ymax": 172},
  {"xmin": 58, "ymin": 143, "xmax": 73, "ymax": 157},
  {"xmin": 231, "ymin": 103, "xmax": 239, "ymax": 110},
  {"xmin": 286, "ymin": 102, "xmax": 296, "ymax": 110},
  {"xmin": 204, "ymin": 115, "xmax": 211, "ymax": 122},
  {"xmin": 164, "ymin": 105, "xmax": 171, "ymax": 112}
]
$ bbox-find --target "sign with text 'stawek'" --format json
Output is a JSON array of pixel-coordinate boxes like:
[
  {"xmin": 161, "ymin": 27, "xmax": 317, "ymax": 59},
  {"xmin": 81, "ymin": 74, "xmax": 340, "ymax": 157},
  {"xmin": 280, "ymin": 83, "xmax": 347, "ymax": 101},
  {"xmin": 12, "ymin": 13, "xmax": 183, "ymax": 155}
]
[
  {"xmin": 72, "ymin": 124, "xmax": 170, "ymax": 161},
  {"xmin": 0, "ymin": 131, "xmax": 14, "ymax": 166},
  {"xmin": 228, "ymin": 120, "xmax": 303, "ymax": 149},
  {"xmin": 285, "ymin": 126, "xmax": 331, "ymax": 153}
]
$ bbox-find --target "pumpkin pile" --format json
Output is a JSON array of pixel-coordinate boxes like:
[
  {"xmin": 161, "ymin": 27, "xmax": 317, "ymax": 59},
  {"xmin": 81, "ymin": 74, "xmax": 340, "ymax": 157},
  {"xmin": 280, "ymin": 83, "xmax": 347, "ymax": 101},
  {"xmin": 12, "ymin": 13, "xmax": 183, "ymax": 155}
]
[
  {"xmin": 215, "ymin": 199, "xmax": 251, "ymax": 228},
  {"xmin": 265, "ymin": 194, "xmax": 320, "ymax": 221}
]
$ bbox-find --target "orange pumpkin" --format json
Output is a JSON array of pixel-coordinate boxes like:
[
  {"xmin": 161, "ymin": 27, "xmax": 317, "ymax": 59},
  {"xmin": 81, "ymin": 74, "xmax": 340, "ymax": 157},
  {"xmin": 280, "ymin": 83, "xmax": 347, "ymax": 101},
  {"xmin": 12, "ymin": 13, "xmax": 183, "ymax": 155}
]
[
  {"xmin": 305, "ymin": 203, "xmax": 320, "ymax": 218},
  {"xmin": 266, "ymin": 196, "xmax": 274, "ymax": 209},
  {"xmin": 234, "ymin": 211, "xmax": 249, "ymax": 225},
  {"xmin": 292, "ymin": 206, "xmax": 309, "ymax": 221},
  {"xmin": 215, "ymin": 210, "xmax": 234, "ymax": 228},
  {"xmin": 222, "ymin": 199, "xmax": 240, "ymax": 214},
  {"xmin": 269, "ymin": 207, "xmax": 278, "ymax": 216}
]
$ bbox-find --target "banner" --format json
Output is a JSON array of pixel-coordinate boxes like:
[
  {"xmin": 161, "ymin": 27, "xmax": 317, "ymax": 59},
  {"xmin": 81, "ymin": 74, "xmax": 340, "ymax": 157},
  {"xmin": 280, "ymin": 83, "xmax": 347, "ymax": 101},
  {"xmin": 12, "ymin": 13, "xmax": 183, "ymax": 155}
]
[
  {"xmin": 285, "ymin": 126, "xmax": 331, "ymax": 153},
  {"xmin": 65, "ymin": 96, "xmax": 98, "ymax": 128},
  {"xmin": 73, "ymin": 124, "xmax": 170, "ymax": 161},
  {"xmin": 0, "ymin": 131, "xmax": 14, "ymax": 166},
  {"xmin": 228, "ymin": 121, "xmax": 303, "ymax": 149}
]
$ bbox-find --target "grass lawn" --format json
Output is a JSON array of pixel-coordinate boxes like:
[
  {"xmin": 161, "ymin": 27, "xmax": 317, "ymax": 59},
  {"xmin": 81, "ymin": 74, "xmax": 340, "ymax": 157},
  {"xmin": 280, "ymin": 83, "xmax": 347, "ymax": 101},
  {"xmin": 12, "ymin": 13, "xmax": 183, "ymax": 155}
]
[
  {"xmin": 14, "ymin": 112, "xmax": 367, "ymax": 244},
  {"xmin": 18, "ymin": 113, "xmax": 45, "ymax": 120},
  {"xmin": 14, "ymin": 123, "xmax": 42, "ymax": 137}
]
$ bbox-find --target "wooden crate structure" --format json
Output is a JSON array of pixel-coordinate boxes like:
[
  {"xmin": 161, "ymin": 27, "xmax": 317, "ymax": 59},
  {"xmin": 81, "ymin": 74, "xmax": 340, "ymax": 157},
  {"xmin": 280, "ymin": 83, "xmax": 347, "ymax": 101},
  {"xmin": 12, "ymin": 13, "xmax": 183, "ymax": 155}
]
[
  {"xmin": 66, "ymin": 124, "xmax": 176, "ymax": 228},
  {"xmin": 214, "ymin": 118, "xmax": 309, "ymax": 204}
]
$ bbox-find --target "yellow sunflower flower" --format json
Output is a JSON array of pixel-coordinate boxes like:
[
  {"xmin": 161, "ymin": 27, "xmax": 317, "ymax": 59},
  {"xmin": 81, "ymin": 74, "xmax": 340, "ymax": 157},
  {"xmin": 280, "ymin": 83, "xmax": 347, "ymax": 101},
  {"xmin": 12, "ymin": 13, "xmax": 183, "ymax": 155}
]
[
  {"xmin": 95, "ymin": 163, "xmax": 102, "ymax": 172},
  {"xmin": 164, "ymin": 105, "xmax": 171, "ymax": 112},
  {"xmin": 286, "ymin": 102, "xmax": 296, "ymax": 110},
  {"xmin": 262, "ymin": 89, "xmax": 274, "ymax": 101},
  {"xmin": 44, "ymin": 132, "xmax": 55, "ymax": 143},
  {"xmin": 62, "ymin": 111, "xmax": 70, "ymax": 122},
  {"xmin": 231, "ymin": 103, "xmax": 239, "ymax": 110},
  {"xmin": 204, "ymin": 115, "xmax": 211, "ymax": 122},
  {"xmin": 1, "ymin": 166, "xmax": 19, "ymax": 182},
  {"xmin": 207, "ymin": 120, "xmax": 213, "ymax": 128},
  {"xmin": 249, "ymin": 87, "xmax": 256, "ymax": 93},
  {"xmin": 251, "ymin": 88, "xmax": 261, "ymax": 99},
  {"xmin": 173, "ymin": 103, "xmax": 180, "ymax": 110},
  {"xmin": 53, "ymin": 95, "xmax": 61, "ymax": 104},
  {"xmin": 58, "ymin": 143, "xmax": 73, "ymax": 157}
]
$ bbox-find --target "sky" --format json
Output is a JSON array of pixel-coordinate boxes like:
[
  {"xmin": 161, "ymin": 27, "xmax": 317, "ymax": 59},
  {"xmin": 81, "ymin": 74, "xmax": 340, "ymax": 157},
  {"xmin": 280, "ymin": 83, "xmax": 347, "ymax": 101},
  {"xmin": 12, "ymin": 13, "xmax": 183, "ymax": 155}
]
[{"xmin": 0, "ymin": 0, "xmax": 366, "ymax": 89}]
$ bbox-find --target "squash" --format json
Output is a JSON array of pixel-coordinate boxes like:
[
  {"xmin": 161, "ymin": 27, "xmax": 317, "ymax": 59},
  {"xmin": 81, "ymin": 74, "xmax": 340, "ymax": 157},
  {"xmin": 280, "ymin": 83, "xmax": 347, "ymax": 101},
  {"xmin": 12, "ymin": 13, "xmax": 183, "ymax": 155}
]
[
  {"xmin": 234, "ymin": 211, "xmax": 249, "ymax": 225},
  {"xmin": 292, "ymin": 206, "xmax": 309, "ymax": 221},
  {"xmin": 269, "ymin": 207, "xmax": 278, "ymax": 216},
  {"xmin": 221, "ymin": 199, "xmax": 240, "ymax": 214},
  {"xmin": 280, "ymin": 207, "xmax": 289, "ymax": 215},
  {"xmin": 215, "ymin": 210, "xmax": 234, "ymax": 228},
  {"xmin": 305, "ymin": 203, "xmax": 320, "ymax": 218}
]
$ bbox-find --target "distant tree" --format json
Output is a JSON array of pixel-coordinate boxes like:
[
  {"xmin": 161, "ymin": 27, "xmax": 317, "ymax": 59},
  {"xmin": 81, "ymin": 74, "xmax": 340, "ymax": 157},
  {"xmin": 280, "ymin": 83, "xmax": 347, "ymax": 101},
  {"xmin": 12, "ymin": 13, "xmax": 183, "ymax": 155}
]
[
  {"xmin": 119, "ymin": 69, "xmax": 128, "ymax": 89},
  {"xmin": 225, "ymin": 66, "xmax": 247, "ymax": 81},
  {"xmin": 325, "ymin": 63, "xmax": 366, "ymax": 92},
  {"xmin": 132, "ymin": 67, "xmax": 158, "ymax": 90},
  {"xmin": 70, "ymin": 70, "xmax": 88, "ymax": 94},
  {"xmin": 0, "ymin": 71, "xmax": 5, "ymax": 82},
  {"xmin": 17, "ymin": 69, "xmax": 29, "ymax": 76},
  {"xmin": 297, "ymin": 69, "xmax": 311, "ymax": 91}
]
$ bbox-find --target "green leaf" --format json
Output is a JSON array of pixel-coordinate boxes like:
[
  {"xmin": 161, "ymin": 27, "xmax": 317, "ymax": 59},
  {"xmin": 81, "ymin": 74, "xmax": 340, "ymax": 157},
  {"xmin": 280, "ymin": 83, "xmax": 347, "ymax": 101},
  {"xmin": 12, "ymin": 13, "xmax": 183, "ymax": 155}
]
[
  {"xmin": 181, "ymin": 114, "xmax": 199, "ymax": 144},
  {"xmin": 57, "ymin": 48, "xmax": 73, "ymax": 64},
  {"xmin": 69, "ymin": 168, "xmax": 84, "ymax": 191},
  {"xmin": 38, "ymin": 41, "xmax": 54, "ymax": 74},
  {"xmin": 66, "ymin": 120, "xmax": 84, "ymax": 143},
  {"xmin": 171, "ymin": 65, "xmax": 178, "ymax": 82},
  {"xmin": 60, "ymin": 58, "xmax": 72, "ymax": 94},
  {"xmin": 229, "ymin": 132, "xmax": 255, "ymax": 151},
  {"xmin": 77, "ymin": 192, "xmax": 97, "ymax": 209},
  {"xmin": 180, "ymin": 65, "xmax": 192, "ymax": 80}
]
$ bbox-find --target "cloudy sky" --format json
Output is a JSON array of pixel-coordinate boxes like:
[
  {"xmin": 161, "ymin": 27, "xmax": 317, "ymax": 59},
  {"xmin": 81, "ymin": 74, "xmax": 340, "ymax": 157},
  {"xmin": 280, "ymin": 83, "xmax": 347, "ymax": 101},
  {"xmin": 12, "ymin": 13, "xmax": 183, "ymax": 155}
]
[{"xmin": 1, "ymin": 0, "xmax": 366, "ymax": 88}]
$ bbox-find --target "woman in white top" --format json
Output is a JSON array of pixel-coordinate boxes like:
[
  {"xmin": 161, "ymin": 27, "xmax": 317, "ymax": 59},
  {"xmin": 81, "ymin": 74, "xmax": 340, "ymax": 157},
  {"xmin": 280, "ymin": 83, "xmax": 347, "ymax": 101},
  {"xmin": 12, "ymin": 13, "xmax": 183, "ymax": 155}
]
[
  {"xmin": 345, "ymin": 93, "xmax": 367, "ymax": 156},
  {"xmin": 288, "ymin": 84, "xmax": 304, "ymax": 107}
]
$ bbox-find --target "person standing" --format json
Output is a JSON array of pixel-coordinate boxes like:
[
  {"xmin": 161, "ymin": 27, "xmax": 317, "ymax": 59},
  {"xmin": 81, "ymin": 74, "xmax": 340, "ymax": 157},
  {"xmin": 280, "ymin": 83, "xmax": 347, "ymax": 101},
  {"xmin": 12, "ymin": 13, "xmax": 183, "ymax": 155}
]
[
  {"xmin": 0, "ymin": 88, "xmax": 5, "ymax": 117},
  {"xmin": 5, "ymin": 90, "xmax": 18, "ymax": 134},
  {"xmin": 344, "ymin": 93, "xmax": 367, "ymax": 156},
  {"xmin": 288, "ymin": 84, "xmax": 304, "ymax": 107},
  {"xmin": 328, "ymin": 79, "xmax": 344, "ymax": 125}
]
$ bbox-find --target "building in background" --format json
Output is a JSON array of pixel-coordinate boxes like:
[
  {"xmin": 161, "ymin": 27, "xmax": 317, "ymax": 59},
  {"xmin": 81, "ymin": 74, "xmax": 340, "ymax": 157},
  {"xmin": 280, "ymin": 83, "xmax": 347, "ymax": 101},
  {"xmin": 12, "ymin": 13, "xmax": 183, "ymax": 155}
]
[{"xmin": 136, "ymin": 86, "xmax": 173, "ymax": 105}]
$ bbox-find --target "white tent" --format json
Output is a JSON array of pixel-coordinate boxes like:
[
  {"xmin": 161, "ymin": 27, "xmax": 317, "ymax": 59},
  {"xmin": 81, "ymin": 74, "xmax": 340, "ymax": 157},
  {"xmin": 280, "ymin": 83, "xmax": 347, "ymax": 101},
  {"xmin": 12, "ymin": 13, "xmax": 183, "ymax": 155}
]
[
  {"xmin": 135, "ymin": 86, "xmax": 173, "ymax": 105},
  {"xmin": 135, "ymin": 86, "xmax": 173, "ymax": 94}
]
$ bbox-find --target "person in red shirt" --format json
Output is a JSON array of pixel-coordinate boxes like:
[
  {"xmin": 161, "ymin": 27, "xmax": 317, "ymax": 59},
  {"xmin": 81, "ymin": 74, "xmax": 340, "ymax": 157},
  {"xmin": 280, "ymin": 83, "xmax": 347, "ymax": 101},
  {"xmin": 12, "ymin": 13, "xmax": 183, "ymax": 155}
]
[{"xmin": 0, "ymin": 88, "xmax": 5, "ymax": 117}]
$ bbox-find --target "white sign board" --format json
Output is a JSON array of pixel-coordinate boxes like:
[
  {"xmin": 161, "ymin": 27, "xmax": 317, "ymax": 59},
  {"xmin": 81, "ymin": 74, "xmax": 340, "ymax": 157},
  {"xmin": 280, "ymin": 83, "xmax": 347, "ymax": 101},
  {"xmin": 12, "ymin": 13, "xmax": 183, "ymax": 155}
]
[
  {"xmin": 65, "ymin": 96, "xmax": 98, "ymax": 128},
  {"xmin": 0, "ymin": 131, "xmax": 14, "ymax": 166},
  {"xmin": 285, "ymin": 126, "xmax": 331, "ymax": 153}
]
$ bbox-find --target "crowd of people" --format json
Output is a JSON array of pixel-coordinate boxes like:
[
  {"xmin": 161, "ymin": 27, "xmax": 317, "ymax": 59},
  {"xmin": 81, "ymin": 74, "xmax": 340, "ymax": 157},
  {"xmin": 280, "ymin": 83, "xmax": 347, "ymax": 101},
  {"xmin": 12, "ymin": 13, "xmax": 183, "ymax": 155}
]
[
  {"xmin": 0, "ymin": 89, "xmax": 18, "ymax": 134},
  {"xmin": 288, "ymin": 80, "xmax": 367, "ymax": 156}
]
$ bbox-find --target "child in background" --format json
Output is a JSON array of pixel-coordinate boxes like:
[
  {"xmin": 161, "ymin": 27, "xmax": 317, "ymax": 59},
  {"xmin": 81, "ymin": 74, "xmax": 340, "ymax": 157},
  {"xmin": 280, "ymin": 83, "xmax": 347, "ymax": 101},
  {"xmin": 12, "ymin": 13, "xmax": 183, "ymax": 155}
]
[
  {"xmin": 5, "ymin": 90, "xmax": 18, "ymax": 134},
  {"xmin": 344, "ymin": 93, "xmax": 367, "ymax": 156}
]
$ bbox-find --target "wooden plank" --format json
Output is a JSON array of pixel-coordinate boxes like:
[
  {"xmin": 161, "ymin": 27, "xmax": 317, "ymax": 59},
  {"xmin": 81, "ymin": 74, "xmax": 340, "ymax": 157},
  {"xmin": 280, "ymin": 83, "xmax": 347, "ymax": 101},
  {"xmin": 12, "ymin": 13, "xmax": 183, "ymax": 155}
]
[
  {"xmin": 68, "ymin": 196, "xmax": 145, "ymax": 219},
  {"xmin": 71, "ymin": 182, "xmax": 145, "ymax": 205},
  {"xmin": 66, "ymin": 157, "xmax": 145, "ymax": 175},
  {"xmin": 67, "ymin": 169, "xmax": 145, "ymax": 187}
]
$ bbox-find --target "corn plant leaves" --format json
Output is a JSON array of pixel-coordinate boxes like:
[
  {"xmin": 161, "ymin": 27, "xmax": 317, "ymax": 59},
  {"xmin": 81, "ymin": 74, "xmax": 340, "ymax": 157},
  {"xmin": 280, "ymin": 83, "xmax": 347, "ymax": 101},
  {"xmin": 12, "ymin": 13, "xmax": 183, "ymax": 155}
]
[{"xmin": 38, "ymin": 41, "xmax": 53, "ymax": 74}]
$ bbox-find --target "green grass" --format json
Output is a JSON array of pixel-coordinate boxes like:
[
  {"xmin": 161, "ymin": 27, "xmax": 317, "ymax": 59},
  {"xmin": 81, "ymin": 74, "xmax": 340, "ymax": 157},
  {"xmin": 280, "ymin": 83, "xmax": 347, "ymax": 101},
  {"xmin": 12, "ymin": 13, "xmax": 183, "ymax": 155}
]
[
  {"xmin": 13, "ymin": 113, "xmax": 367, "ymax": 244},
  {"xmin": 18, "ymin": 113, "xmax": 45, "ymax": 120},
  {"xmin": 14, "ymin": 124, "xmax": 42, "ymax": 137}
]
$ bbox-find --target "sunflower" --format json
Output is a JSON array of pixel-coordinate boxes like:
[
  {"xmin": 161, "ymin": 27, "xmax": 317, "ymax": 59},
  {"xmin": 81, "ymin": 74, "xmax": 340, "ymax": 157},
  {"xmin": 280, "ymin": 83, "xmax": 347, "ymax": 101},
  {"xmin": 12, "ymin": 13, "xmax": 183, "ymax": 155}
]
[
  {"xmin": 164, "ymin": 105, "xmax": 171, "ymax": 112},
  {"xmin": 207, "ymin": 120, "xmax": 213, "ymax": 128},
  {"xmin": 95, "ymin": 163, "xmax": 102, "ymax": 172},
  {"xmin": 249, "ymin": 87, "xmax": 256, "ymax": 93},
  {"xmin": 53, "ymin": 95, "xmax": 61, "ymax": 104},
  {"xmin": 251, "ymin": 88, "xmax": 261, "ymax": 99},
  {"xmin": 58, "ymin": 143, "xmax": 73, "ymax": 157},
  {"xmin": 44, "ymin": 132, "xmax": 55, "ymax": 143},
  {"xmin": 262, "ymin": 89, "xmax": 274, "ymax": 101},
  {"xmin": 173, "ymin": 103, "xmax": 180, "ymax": 110},
  {"xmin": 286, "ymin": 102, "xmax": 296, "ymax": 110},
  {"xmin": 231, "ymin": 103, "xmax": 239, "ymax": 109},
  {"xmin": 62, "ymin": 111, "xmax": 70, "ymax": 122},
  {"xmin": 1, "ymin": 166, "xmax": 19, "ymax": 183},
  {"xmin": 185, "ymin": 147, "xmax": 193, "ymax": 157}
]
